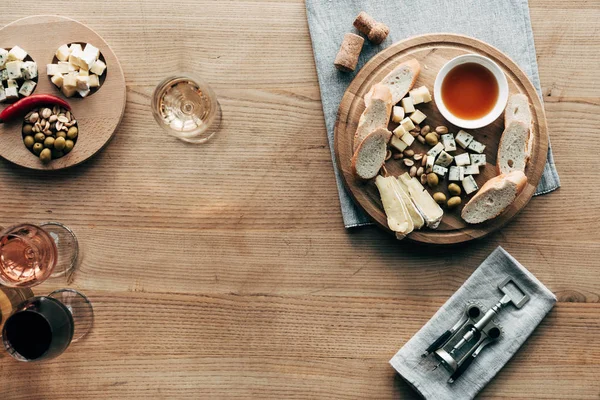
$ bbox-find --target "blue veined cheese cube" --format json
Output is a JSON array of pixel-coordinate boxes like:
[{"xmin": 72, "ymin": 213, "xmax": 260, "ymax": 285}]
[
  {"xmin": 449, "ymin": 166, "xmax": 465, "ymax": 181},
  {"xmin": 427, "ymin": 142, "xmax": 444, "ymax": 158},
  {"xmin": 0, "ymin": 68, "xmax": 8, "ymax": 81},
  {"xmin": 454, "ymin": 153, "xmax": 471, "ymax": 166},
  {"xmin": 6, "ymin": 79, "xmax": 18, "ymax": 88},
  {"xmin": 0, "ymin": 48, "xmax": 8, "ymax": 68},
  {"xmin": 21, "ymin": 61, "xmax": 37, "ymax": 80},
  {"xmin": 6, "ymin": 61, "xmax": 22, "ymax": 79},
  {"xmin": 19, "ymin": 80, "xmax": 36, "ymax": 97},
  {"xmin": 433, "ymin": 165, "xmax": 448, "ymax": 177},
  {"xmin": 467, "ymin": 139, "xmax": 486, "ymax": 154},
  {"xmin": 425, "ymin": 153, "xmax": 435, "ymax": 173},
  {"xmin": 464, "ymin": 165, "xmax": 480, "ymax": 175},
  {"xmin": 4, "ymin": 86, "xmax": 18, "ymax": 100},
  {"xmin": 455, "ymin": 130, "xmax": 474, "ymax": 149},
  {"xmin": 0, "ymin": 86, "xmax": 6, "ymax": 102},
  {"xmin": 7, "ymin": 46, "xmax": 27, "ymax": 61},
  {"xmin": 470, "ymin": 154, "xmax": 487, "ymax": 166},
  {"xmin": 441, "ymin": 133, "xmax": 457, "ymax": 152},
  {"xmin": 435, "ymin": 150, "xmax": 454, "ymax": 167},
  {"xmin": 462, "ymin": 175, "xmax": 479, "ymax": 194}
]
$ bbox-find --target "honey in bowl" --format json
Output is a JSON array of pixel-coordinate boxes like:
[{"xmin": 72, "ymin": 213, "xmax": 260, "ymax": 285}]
[{"xmin": 441, "ymin": 62, "xmax": 499, "ymax": 120}]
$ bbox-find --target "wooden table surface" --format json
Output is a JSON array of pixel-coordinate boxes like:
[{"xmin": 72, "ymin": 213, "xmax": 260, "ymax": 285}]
[{"xmin": 0, "ymin": 1, "xmax": 598, "ymax": 399}]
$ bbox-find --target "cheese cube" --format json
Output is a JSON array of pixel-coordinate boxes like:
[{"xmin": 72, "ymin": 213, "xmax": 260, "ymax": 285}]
[
  {"xmin": 79, "ymin": 52, "xmax": 97, "ymax": 71},
  {"xmin": 454, "ymin": 153, "xmax": 471, "ymax": 166},
  {"xmin": 467, "ymin": 140, "xmax": 486, "ymax": 154},
  {"xmin": 401, "ymin": 97, "xmax": 415, "ymax": 113},
  {"xmin": 46, "ymin": 64, "xmax": 59, "ymax": 76},
  {"xmin": 441, "ymin": 133, "xmax": 456, "ymax": 152},
  {"xmin": 456, "ymin": 130, "xmax": 474, "ymax": 149},
  {"xmin": 435, "ymin": 151, "xmax": 454, "ymax": 167},
  {"xmin": 470, "ymin": 154, "xmax": 486, "ymax": 166},
  {"xmin": 400, "ymin": 117, "xmax": 415, "ymax": 132},
  {"xmin": 83, "ymin": 43, "xmax": 100, "ymax": 60},
  {"xmin": 0, "ymin": 48, "xmax": 8, "ymax": 68},
  {"xmin": 56, "ymin": 44, "xmax": 71, "ymax": 62},
  {"xmin": 413, "ymin": 86, "xmax": 432, "ymax": 103},
  {"xmin": 393, "ymin": 124, "xmax": 408, "ymax": 138},
  {"xmin": 78, "ymin": 88, "xmax": 91, "ymax": 98},
  {"xmin": 390, "ymin": 135, "xmax": 408, "ymax": 152},
  {"xmin": 57, "ymin": 62, "xmax": 71, "ymax": 74},
  {"xmin": 464, "ymin": 165, "xmax": 480, "ymax": 175},
  {"xmin": 433, "ymin": 165, "xmax": 448, "ymax": 177},
  {"xmin": 62, "ymin": 74, "xmax": 77, "ymax": 90},
  {"xmin": 69, "ymin": 48, "xmax": 83, "ymax": 68},
  {"xmin": 462, "ymin": 175, "xmax": 479, "ymax": 194},
  {"xmin": 409, "ymin": 88, "xmax": 425, "ymax": 105},
  {"xmin": 6, "ymin": 79, "xmax": 18, "ymax": 89},
  {"xmin": 0, "ymin": 68, "xmax": 8, "ymax": 81},
  {"xmin": 89, "ymin": 74, "xmax": 100, "ymax": 88},
  {"xmin": 51, "ymin": 74, "xmax": 64, "ymax": 88},
  {"xmin": 427, "ymin": 142, "xmax": 444, "ymax": 158},
  {"xmin": 62, "ymin": 85, "xmax": 77, "ymax": 98},
  {"xmin": 409, "ymin": 110, "xmax": 427, "ymax": 124},
  {"xmin": 79, "ymin": 69, "xmax": 89, "ymax": 77},
  {"xmin": 90, "ymin": 59, "xmax": 106, "ymax": 76},
  {"xmin": 19, "ymin": 80, "xmax": 36, "ymax": 97},
  {"xmin": 5, "ymin": 86, "xmax": 18, "ymax": 100},
  {"xmin": 6, "ymin": 61, "xmax": 22, "ymax": 79},
  {"xmin": 400, "ymin": 132, "xmax": 415, "ymax": 146},
  {"xmin": 391, "ymin": 106, "xmax": 405, "ymax": 123},
  {"xmin": 425, "ymin": 154, "xmax": 435, "ymax": 173},
  {"xmin": 0, "ymin": 86, "xmax": 6, "ymax": 102},
  {"xmin": 69, "ymin": 43, "xmax": 83, "ymax": 53},
  {"xmin": 449, "ymin": 166, "xmax": 464, "ymax": 181},
  {"xmin": 21, "ymin": 61, "xmax": 37, "ymax": 80},
  {"xmin": 76, "ymin": 76, "xmax": 90, "ymax": 90},
  {"xmin": 7, "ymin": 46, "xmax": 27, "ymax": 61}
]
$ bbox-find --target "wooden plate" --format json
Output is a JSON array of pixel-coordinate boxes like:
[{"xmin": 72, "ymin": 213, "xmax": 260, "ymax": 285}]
[
  {"xmin": 0, "ymin": 15, "xmax": 126, "ymax": 170},
  {"xmin": 334, "ymin": 34, "xmax": 548, "ymax": 244}
]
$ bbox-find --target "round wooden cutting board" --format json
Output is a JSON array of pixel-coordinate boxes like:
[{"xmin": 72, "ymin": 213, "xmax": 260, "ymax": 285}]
[
  {"xmin": 0, "ymin": 15, "xmax": 126, "ymax": 170},
  {"xmin": 335, "ymin": 34, "xmax": 548, "ymax": 244}
]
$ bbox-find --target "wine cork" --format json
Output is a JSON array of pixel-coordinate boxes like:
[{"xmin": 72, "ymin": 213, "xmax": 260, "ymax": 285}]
[
  {"xmin": 334, "ymin": 33, "xmax": 364, "ymax": 72},
  {"xmin": 353, "ymin": 11, "xmax": 389, "ymax": 45}
]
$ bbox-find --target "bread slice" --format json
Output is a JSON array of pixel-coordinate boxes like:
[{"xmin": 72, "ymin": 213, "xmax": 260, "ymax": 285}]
[
  {"xmin": 351, "ymin": 128, "xmax": 391, "ymax": 180},
  {"xmin": 375, "ymin": 175, "xmax": 414, "ymax": 238},
  {"xmin": 504, "ymin": 93, "xmax": 531, "ymax": 127},
  {"xmin": 354, "ymin": 84, "xmax": 392, "ymax": 151},
  {"xmin": 461, "ymin": 171, "xmax": 527, "ymax": 224},
  {"xmin": 497, "ymin": 120, "xmax": 530, "ymax": 174},
  {"xmin": 364, "ymin": 59, "xmax": 420, "ymax": 106}
]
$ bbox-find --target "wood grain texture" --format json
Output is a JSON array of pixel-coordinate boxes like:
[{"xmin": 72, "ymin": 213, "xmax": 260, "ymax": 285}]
[
  {"xmin": 0, "ymin": 15, "xmax": 126, "ymax": 170},
  {"xmin": 0, "ymin": 1, "xmax": 599, "ymax": 399}
]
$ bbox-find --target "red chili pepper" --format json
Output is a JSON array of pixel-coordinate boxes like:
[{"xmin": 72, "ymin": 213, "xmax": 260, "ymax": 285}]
[{"xmin": 0, "ymin": 95, "xmax": 71, "ymax": 123}]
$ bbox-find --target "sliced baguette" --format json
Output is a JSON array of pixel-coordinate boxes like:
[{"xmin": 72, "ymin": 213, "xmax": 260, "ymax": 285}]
[
  {"xmin": 364, "ymin": 59, "xmax": 421, "ymax": 106},
  {"xmin": 375, "ymin": 175, "xmax": 414, "ymax": 238},
  {"xmin": 498, "ymin": 94, "xmax": 534, "ymax": 174},
  {"xmin": 461, "ymin": 171, "xmax": 527, "ymax": 224},
  {"xmin": 504, "ymin": 93, "xmax": 531, "ymax": 127},
  {"xmin": 354, "ymin": 84, "xmax": 392, "ymax": 151},
  {"xmin": 351, "ymin": 128, "xmax": 391, "ymax": 180}
]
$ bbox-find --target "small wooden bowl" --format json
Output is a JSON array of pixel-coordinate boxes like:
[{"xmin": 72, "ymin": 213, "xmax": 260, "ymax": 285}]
[{"xmin": 0, "ymin": 15, "xmax": 126, "ymax": 171}]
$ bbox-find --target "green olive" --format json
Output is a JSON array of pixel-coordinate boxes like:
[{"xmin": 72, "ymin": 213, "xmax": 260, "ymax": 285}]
[
  {"xmin": 426, "ymin": 173, "xmax": 439, "ymax": 187},
  {"xmin": 39, "ymin": 148, "xmax": 51, "ymax": 163},
  {"xmin": 43, "ymin": 137, "xmax": 55, "ymax": 148},
  {"xmin": 23, "ymin": 135, "xmax": 35, "ymax": 148},
  {"xmin": 447, "ymin": 196, "xmax": 462, "ymax": 209},
  {"xmin": 54, "ymin": 137, "xmax": 66, "ymax": 151},
  {"xmin": 51, "ymin": 149, "xmax": 63, "ymax": 159},
  {"xmin": 22, "ymin": 124, "xmax": 33, "ymax": 135},
  {"xmin": 64, "ymin": 140, "xmax": 74, "ymax": 153},
  {"xmin": 67, "ymin": 126, "xmax": 78, "ymax": 140},
  {"xmin": 433, "ymin": 192, "xmax": 447, "ymax": 204},
  {"xmin": 34, "ymin": 132, "xmax": 45, "ymax": 143},
  {"xmin": 56, "ymin": 131, "xmax": 67, "ymax": 138},
  {"xmin": 32, "ymin": 143, "xmax": 43, "ymax": 155},
  {"xmin": 425, "ymin": 132, "xmax": 439, "ymax": 146},
  {"xmin": 448, "ymin": 183, "xmax": 462, "ymax": 196}
]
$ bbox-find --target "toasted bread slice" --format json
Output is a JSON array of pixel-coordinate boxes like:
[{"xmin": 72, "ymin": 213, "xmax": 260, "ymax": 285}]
[
  {"xmin": 351, "ymin": 128, "xmax": 391, "ymax": 180},
  {"xmin": 353, "ymin": 84, "xmax": 392, "ymax": 151},
  {"xmin": 461, "ymin": 171, "xmax": 527, "ymax": 224},
  {"xmin": 364, "ymin": 59, "xmax": 420, "ymax": 106}
]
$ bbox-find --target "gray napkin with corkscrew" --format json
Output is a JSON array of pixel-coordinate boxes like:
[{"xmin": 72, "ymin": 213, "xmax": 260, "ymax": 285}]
[
  {"xmin": 389, "ymin": 247, "xmax": 556, "ymax": 400},
  {"xmin": 306, "ymin": 0, "xmax": 561, "ymax": 228}
]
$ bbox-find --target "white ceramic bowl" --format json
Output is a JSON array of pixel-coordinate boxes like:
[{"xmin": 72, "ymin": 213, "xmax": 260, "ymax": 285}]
[{"xmin": 433, "ymin": 54, "xmax": 508, "ymax": 130}]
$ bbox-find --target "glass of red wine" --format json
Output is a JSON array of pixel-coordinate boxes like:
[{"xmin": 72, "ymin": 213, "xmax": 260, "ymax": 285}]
[{"xmin": 2, "ymin": 289, "xmax": 93, "ymax": 362}]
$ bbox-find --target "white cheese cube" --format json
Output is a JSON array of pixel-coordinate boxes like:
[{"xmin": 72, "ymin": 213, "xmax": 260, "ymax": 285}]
[
  {"xmin": 455, "ymin": 130, "xmax": 474, "ymax": 149},
  {"xmin": 7, "ymin": 46, "xmax": 27, "ymax": 61},
  {"xmin": 0, "ymin": 86, "xmax": 6, "ymax": 102},
  {"xmin": 433, "ymin": 165, "xmax": 448, "ymax": 177},
  {"xmin": 454, "ymin": 153, "xmax": 471, "ymax": 166},
  {"xmin": 413, "ymin": 86, "xmax": 432, "ymax": 103},
  {"xmin": 76, "ymin": 76, "xmax": 90, "ymax": 90},
  {"xmin": 409, "ymin": 88, "xmax": 425, "ymax": 105},
  {"xmin": 427, "ymin": 142, "xmax": 444, "ymax": 158},
  {"xmin": 79, "ymin": 69, "xmax": 89, "ymax": 77},
  {"xmin": 470, "ymin": 154, "xmax": 487, "ymax": 166},
  {"xmin": 462, "ymin": 175, "xmax": 479, "ymax": 195},
  {"xmin": 400, "ymin": 117, "xmax": 415, "ymax": 132},
  {"xmin": 90, "ymin": 59, "xmax": 106, "ymax": 76},
  {"xmin": 0, "ymin": 48, "xmax": 8, "ymax": 68},
  {"xmin": 400, "ymin": 132, "xmax": 415, "ymax": 146},
  {"xmin": 62, "ymin": 85, "xmax": 77, "ymax": 98},
  {"xmin": 89, "ymin": 74, "xmax": 100, "ymax": 88},
  {"xmin": 467, "ymin": 139, "xmax": 486, "ymax": 154},
  {"xmin": 390, "ymin": 135, "xmax": 408, "ymax": 152},
  {"xmin": 57, "ymin": 62, "xmax": 71, "ymax": 74},
  {"xmin": 69, "ymin": 48, "xmax": 83, "ymax": 68},
  {"xmin": 425, "ymin": 154, "xmax": 435, "ymax": 173},
  {"xmin": 5, "ymin": 86, "xmax": 18, "ymax": 100},
  {"xmin": 409, "ymin": 109, "xmax": 427, "ymax": 124},
  {"xmin": 6, "ymin": 79, "xmax": 18, "ymax": 89},
  {"xmin": 51, "ymin": 74, "xmax": 64, "ymax": 88},
  {"xmin": 449, "ymin": 166, "xmax": 462, "ymax": 181},
  {"xmin": 62, "ymin": 74, "xmax": 77, "ymax": 90},
  {"xmin": 441, "ymin": 133, "xmax": 456, "ymax": 152},
  {"xmin": 79, "ymin": 52, "xmax": 97, "ymax": 71},
  {"xmin": 391, "ymin": 106, "xmax": 405, "ymax": 123},
  {"xmin": 47, "ymin": 64, "xmax": 60, "ymax": 76},
  {"xmin": 464, "ymin": 165, "xmax": 480, "ymax": 175},
  {"xmin": 69, "ymin": 43, "xmax": 83, "ymax": 53},
  {"xmin": 6, "ymin": 61, "xmax": 22, "ymax": 79},
  {"xmin": 83, "ymin": 43, "xmax": 100, "ymax": 60},
  {"xmin": 19, "ymin": 80, "xmax": 36, "ymax": 97},
  {"xmin": 78, "ymin": 88, "xmax": 91, "ymax": 98},
  {"xmin": 21, "ymin": 61, "xmax": 37, "ymax": 80},
  {"xmin": 56, "ymin": 44, "xmax": 71, "ymax": 62},
  {"xmin": 0, "ymin": 68, "xmax": 8, "ymax": 81},
  {"xmin": 393, "ymin": 124, "xmax": 408, "ymax": 138},
  {"xmin": 435, "ymin": 151, "xmax": 454, "ymax": 167},
  {"xmin": 401, "ymin": 97, "xmax": 415, "ymax": 113}
]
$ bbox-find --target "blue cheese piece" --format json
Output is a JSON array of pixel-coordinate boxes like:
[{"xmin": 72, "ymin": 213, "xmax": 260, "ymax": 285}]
[
  {"xmin": 455, "ymin": 130, "xmax": 474, "ymax": 149},
  {"xmin": 5, "ymin": 86, "xmax": 18, "ymax": 100},
  {"xmin": 390, "ymin": 135, "xmax": 408, "ymax": 152},
  {"xmin": 470, "ymin": 154, "xmax": 486, "ymax": 166},
  {"xmin": 441, "ymin": 133, "xmax": 456, "ymax": 152},
  {"xmin": 435, "ymin": 150, "xmax": 454, "ymax": 167},
  {"xmin": 7, "ymin": 46, "xmax": 27, "ymax": 61},
  {"xmin": 0, "ymin": 68, "xmax": 8, "ymax": 81},
  {"xmin": 433, "ymin": 165, "xmax": 448, "ymax": 177},
  {"xmin": 449, "ymin": 166, "xmax": 465, "ymax": 181},
  {"xmin": 427, "ymin": 142, "xmax": 444, "ymax": 158},
  {"xmin": 0, "ymin": 48, "xmax": 8, "ymax": 68},
  {"xmin": 467, "ymin": 139, "xmax": 486, "ymax": 154},
  {"xmin": 6, "ymin": 61, "xmax": 22, "ymax": 79},
  {"xmin": 425, "ymin": 153, "xmax": 435, "ymax": 173},
  {"xmin": 0, "ymin": 86, "xmax": 6, "ymax": 102},
  {"xmin": 400, "ymin": 132, "xmax": 415, "ymax": 146},
  {"xmin": 19, "ymin": 80, "xmax": 36, "ymax": 96},
  {"xmin": 401, "ymin": 97, "xmax": 415, "ymax": 113},
  {"xmin": 400, "ymin": 117, "xmax": 415, "ymax": 132},
  {"xmin": 6, "ymin": 79, "xmax": 18, "ymax": 89},
  {"xmin": 464, "ymin": 165, "xmax": 480, "ymax": 175},
  {"xmin": 21, "ymin": 61, "xmax": 37, "ymax": 80},
  {"xmin": 454, "ymin": 153, "xmax": 471, "ymax": 166},
  {"xmin": 462, "ymin": 175, "xmax": 479, "ymax": 194}
]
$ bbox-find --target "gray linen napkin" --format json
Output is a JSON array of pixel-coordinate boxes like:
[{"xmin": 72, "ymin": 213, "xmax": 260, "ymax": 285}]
[
  {"xmin": 389, "ymin": 247, "xmax": 556, "ymax": 400},
  {"xmin": 306, "ymin": 0, "xmax": 561, "ymax": 228}
]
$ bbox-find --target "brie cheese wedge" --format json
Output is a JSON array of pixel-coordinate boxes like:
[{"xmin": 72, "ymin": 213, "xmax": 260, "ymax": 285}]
[
  {"xmin": 375, "ymin": 175, "xmax": 414, "ymax": 237},
  {"xmin": 399, "ymin": 173, "xmax": 444, "ymax": 229}
]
